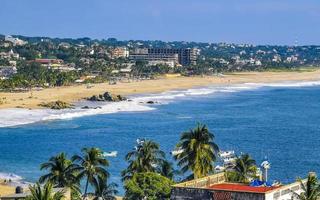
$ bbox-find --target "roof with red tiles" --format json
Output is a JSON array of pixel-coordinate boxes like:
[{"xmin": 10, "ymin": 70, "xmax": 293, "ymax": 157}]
[{"xmin": 208, "ymin": 183, "xmax": 281, "ymax": 194}]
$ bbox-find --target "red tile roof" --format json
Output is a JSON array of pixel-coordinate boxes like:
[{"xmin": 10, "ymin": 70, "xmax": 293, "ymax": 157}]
[
  {"xmin": 34, "ymin": 59, "xmax": 63, "ymax": 64},
  {"xmin": 208, "ymin": 183, "xmax": 281, "ymax": 194}
]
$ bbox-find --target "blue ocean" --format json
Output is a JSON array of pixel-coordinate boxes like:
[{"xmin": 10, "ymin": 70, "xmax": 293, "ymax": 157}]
[{"xmin": 1, "ymin": 82, "xmax": 320, "ymax": 192}]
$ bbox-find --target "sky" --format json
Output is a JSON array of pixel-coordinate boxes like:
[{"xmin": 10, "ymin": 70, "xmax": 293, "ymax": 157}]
[{"xmin": 1, "ymin": 0, "xmax": 320, "ymax": 45}]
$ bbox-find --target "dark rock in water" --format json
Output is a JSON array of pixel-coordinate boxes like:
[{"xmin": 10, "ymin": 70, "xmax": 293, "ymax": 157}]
[
  {"xmin": 81, "ymin": 106, "xmax": 90, "ymax": 109},
  {"xmin": 103, "ymin": 92, "xmax": 114, "ymax": 101},
  {"xmin": 117, "ymin": 95, "xmax": 127, "ymax": 101},
  {"xmin": 87, "ymin": 92, "xmax": 127, "ymax": 102},
  {"xmin": 39, "ymin": 101, "xmax": 74, "ymax": 110},
  {"xmin": 88, "ymin": 95, "xmax": 98, "ymax": 101},
  {"xmin": 146, "ymin": 101, "xmax": 155, "ymax": 104}
]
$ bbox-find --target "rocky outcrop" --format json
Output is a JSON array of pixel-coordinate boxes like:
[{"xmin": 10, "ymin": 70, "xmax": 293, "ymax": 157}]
[
  {"xmin": 81, "ymin": 106, "xmax": 102, "ymax": 109},
  {"xmin": 39, "ymin": 101, "xmax": 74, "ymax": 109},
  {"xmin": 87, "ymin": 92, "xmax": 127, "ymax": 102}
]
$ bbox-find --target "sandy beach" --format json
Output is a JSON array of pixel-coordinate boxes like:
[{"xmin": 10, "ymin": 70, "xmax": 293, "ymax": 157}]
[
  {"xmin": 1, "ymin": 70, "xmax": 320, "ymax": 109},
  {"xmin": 0, "ymin": 181, "xmax": 15, "ymax": 197}
]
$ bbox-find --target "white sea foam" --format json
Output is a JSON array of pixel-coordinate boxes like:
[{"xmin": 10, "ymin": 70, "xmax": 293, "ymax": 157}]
[
  {"xmin": 0, "ymin": 172, "xmax": 33, "ymax": 187},
  {"xmin": 0, "ymin": 172, "xmax": 23, "ymax": 181},
  {"xmin": 1, "ymin": 80, "xmax": 320, "ymax": 128},
  {"xmin": 244, "ymin": 80, "xmax": 320, "ymax": 88},
  {"xmin": 0, "ymin": 101, "xmax": 154, "ymax": 128}
]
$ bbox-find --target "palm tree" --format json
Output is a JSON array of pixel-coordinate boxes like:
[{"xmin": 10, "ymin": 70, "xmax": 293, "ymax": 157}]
[
  {"xmin": 174, "ymin": 123, "xmax": 219, "ymax": 179},
  {"xmin": 39, "ymin": 153, "xmax": 80, "ymax": 198},
  {"xmin": 121, "ymin": 139, "xmax": 165, "ymax": 181},
  {"xmin": 90, "ymin": 176, "xmax": 118, "ymax": 200},
  {"xmin": 26, "ymin": 182, "xmax": 65, "ymax": 200},
  {"xmin": 228, "ymin": 153, "xmax": 257, "ymax": 183},
  {"xmin": 159, "ymin": 160, "xmax": 177, "ymax": 180},
  {"xmin": 292, "ymin": 173, "xmax": 320, "ymax": 200},
  {"xmin": 39, "ymin": 152, "xmax": 78, "ymax": 187},
  {"xmin": 72, "ymin": 147, "xmax": 109, "ymax": 200}
]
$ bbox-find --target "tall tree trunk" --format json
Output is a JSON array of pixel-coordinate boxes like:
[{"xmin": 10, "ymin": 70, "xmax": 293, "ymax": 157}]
[{"xmin": 83, "ymin": 177, "xmax": 89, "ymax": 200}]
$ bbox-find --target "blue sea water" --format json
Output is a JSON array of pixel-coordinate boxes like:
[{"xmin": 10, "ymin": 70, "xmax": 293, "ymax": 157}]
[{"xmin": 1, "ymin": 84, "xmax": 320, "ymax": 192}]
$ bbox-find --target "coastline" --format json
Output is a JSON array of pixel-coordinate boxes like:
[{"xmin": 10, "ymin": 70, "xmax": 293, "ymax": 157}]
[
  {"xmin": 1, "ymin": 70, "xmax": 320, "ymax": 110},
  {"xmin": 1, "ymin": 72, "xmax": 320, "ymax": 193}
]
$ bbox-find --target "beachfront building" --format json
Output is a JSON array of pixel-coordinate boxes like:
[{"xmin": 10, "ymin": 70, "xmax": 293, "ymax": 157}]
[
  {"xmin": 171, "ymin": 172, "xmax": 306, "ymax": 200},
  {"xmin": 129, "ymin": 47, "xmax": 199, "ymax": 66}
]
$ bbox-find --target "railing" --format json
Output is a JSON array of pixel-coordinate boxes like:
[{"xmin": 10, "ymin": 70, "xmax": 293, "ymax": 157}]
[
  {"xmin": 173, "ymin": 172, "xmax": 226, "ymax": 188},
  {"xmin": 268, "ymin": 179, "xmax": 306, "ymax": 199}
]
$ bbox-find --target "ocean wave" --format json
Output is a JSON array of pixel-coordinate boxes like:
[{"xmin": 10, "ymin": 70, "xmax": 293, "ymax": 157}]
[
  {"xmin": 0, "ymin": 172, "xmax": 33, "ymax": 187},
  {"xmin": 244, "ymin": 80, "xmax": 320, "ymax": 88},
  {"xmin": 0, "ymin": 101, "xmax": 154, "ymax": 128},
  {"xmin": 1, "ymin": 80, "xmax": 320, "ymax": 128},
  {"xmin": 0, "ymin": 172, "xmax": 23, "ymax": 181}
]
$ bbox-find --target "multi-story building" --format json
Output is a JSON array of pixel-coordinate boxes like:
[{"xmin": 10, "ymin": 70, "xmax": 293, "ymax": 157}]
[{"xmin": 129, "ymin": 48, "xmax": 199, "ymax": 66}]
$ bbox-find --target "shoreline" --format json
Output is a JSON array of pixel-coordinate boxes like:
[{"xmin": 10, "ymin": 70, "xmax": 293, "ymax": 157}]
[{"xmin": 1, "ymin": 70, "xmax": 320, "ymax": 110}]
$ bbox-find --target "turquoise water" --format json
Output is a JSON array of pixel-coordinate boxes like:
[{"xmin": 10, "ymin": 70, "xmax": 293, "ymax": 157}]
[{"xmin": 1, "ymin": 84, "xmax": 320, "ymax": 192}]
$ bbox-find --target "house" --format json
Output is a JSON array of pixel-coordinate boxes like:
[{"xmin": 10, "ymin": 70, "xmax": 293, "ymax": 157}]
[
  {"xmin": 171, "ymin": 172, "xmax": 307, "ymax": 200},
  {"xmin": 33, "ymin": 59, "xmax": 64, "ymax": 65},
  {"xmin": 32, "ymin": 59, "xmax": 64, "ymax": 68}
]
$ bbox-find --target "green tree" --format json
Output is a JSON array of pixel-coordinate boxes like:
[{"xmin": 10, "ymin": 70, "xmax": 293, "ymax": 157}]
[
  {"xmin": 292, "ymin": 173, "xmax": 320, "ymax": 200},
  {"xmin": 226, "ymin": 153, "xmax": 257, "ymax": 183},
  {"xmin": 39, "ymin": 153, "xmax": 80, "ymax": 199},
  {"xmin": 72, "ymin": 147, "xmax": 109, "ymax": 200},
  {"xmin": 90, "ymin": 176, "xmax": 118, "ymax": 200},
  {"xmin": 121, "ymin": 140, "xmax": 165, "ymax": 181},
  {"xmin": 174, "ymin": 123, "xmax": 219, "ymax": 179},
  {"xmin": 26, "ymin": 182, "xmax": 65, "ymax": 200},
  {"xmin": 124, "ymin": 172, "xmax": 173, "ymax": 200},
  {"xmin": 159, "ymin": 160, "xmax": 177, "ymax": 180},
  {"xmin": 39, "ymin": 153, "xmax": 77, "ymax": 187}
]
